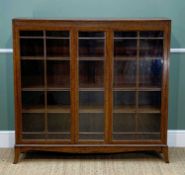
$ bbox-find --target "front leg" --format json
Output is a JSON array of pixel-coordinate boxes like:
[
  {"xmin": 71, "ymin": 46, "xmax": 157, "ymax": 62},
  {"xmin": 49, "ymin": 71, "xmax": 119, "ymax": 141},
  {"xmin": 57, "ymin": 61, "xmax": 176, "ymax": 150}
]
[{"xmin": 13, "ymin": 147, "xmax": 21, "ymax": 164}]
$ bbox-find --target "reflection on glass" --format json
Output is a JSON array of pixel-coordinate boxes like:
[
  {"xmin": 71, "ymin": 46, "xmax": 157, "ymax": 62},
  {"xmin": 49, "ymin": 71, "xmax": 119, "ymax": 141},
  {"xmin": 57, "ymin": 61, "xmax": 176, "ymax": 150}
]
[
  {"xmin": 20, "ymin": 39, "xmax": 44, "ymax": 56},
  {"xmin": 21, "ymin": 60, "xmax": 44, "ymax": 88},
  {"xmin": 114, "ymin": 61, "xmax": 136, "ymax": 87},
  {"xmin": 79, "ymin": 61, "xmax": 104, "ymax": 88},
  {"xmin": 46, "ymin": 39, "xmax": 69, "ymax": 57},
  {"xmin": 139, "ymin": 59, "xmax": 162, "ymax": 87},
  {"xmin": 114, "ymin": 91, "xmax": 136, "ymax": 109},
  {"xmin": 113, "ymin": 114, "xmax": 135, "ymax": 132},
  {"xmin": 22, "ymin": 113, "xmax": 45, "ymax": 132},
  {"xmin": 138, "ymin": 91, "xmax": 161, "ymax": 109},
  {"xmin": 79, "ymin": 39, "xmax": 104, "ymax": 57},
  {"xmin": 137, "ymin": 114, "xmax": 161, "ymax": 132},
  {"xmin": 140, "ymin": 39, "xmax": 163, "ymax": 57},
  {"xmin": 79, "ymin": 91, "xmax": 104, "ymax": 109},
  {"xmin": 48, "ymin": 113, "xmax": 70, "ymax": 132},
  {"xmin": 79, "ymin": 113, "xmax": 104, "ymax": 140},
  {"xmin": 47, "ymin": 61, "xmax": 70, "ymax": 88},
  {"xmin": 114, "ymin": 39, "xmax": 137, "ymax": 57}
]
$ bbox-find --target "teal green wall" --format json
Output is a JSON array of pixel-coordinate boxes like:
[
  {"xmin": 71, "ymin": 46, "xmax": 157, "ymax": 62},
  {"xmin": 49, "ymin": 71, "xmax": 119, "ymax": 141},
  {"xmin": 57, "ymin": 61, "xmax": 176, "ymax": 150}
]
[{"xmin": 0, "ymin": 0, "xmax": 185, "ymax": 130}]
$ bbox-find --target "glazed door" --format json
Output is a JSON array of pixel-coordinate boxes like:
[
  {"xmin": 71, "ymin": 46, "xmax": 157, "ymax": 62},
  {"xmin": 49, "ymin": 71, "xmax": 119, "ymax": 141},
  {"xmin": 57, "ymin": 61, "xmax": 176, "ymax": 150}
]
[
  {"xmin": 112, "ymin": 31, "xmax": 163, "ymax": 142},
  {"xmin": 77, "ymin": 31, "xmax": 106, "ymax": 143},
  {"xmin": 20, "ymin": 30, "xmax": 72, "ymax": 143}
]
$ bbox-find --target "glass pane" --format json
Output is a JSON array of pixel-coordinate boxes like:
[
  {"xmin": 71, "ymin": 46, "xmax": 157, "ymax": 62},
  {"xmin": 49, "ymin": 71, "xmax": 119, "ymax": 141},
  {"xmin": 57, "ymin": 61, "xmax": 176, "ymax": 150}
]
[
  {"xmin": 114, "ymin": 39, "xmax": 137, "ymax": 57},
  {"xmin": 114, "ymin": 61, "xmax": 136, "ymax": 87},
  {"xmin": 46, "ymin": 31, "xmax": 69, "ymax": 37},
  {"xmin": 79, "ymin": 39, "xmax": 104, "ymax": 57},
  {"xmin": 114, "ymin": 31, "xmax": 137, "ymax": 38},
  {"xmin": 138, "ymin": 91, "xmax": 161, "ymax": 110},
  {"xmin": 140, "ymin": 31, "xmax": 163, "ymax": 38},
  {"xmin": 113, "ymin": 114, "xmax": 135, "ymax": 132},
  {"xmin": 114, "ymin": 91, "xmax": 136, "ymax": 110},
  {"xmin": 20, "ymin": 30, "xmax": 43, "ymax": 37},
  {"xmin": 140, "ymin": 39, "xmax": 163, "ymax": 57},
  {"xmin": 137, "ymin": 114, "xmax": 161, "ymax": 132},
  {"xmin": 79, "ymin": 91, "xmax": 104, "ymax": 109},
  {"xmin": 22, "ymin": 91, "xmax": 44, "ymax": 109},
  {"xmin": 79, "ymin": 61, "xmax": 104, "ymax": 88},
  {"xmin": 139, "ymin": 59, "xmax": 163, "ymax": 87},
  {"xmin": 20, "ymin": 39, "xmax": 44, "ymax": 56},
  {"xmin": 79, "ymin": 113, "xmax": 104, "ymax": 140},
  {"xmin": 22, "ymin": 113, "xmax": 45, "ymax": 132},
  {"xmin": 47, "ymin": 113, "xmax": 70, "ymax": 132},
  {"xmin": 47, "ymin": 91, "xmax": 70, "ymax": 108},
  {"xmin": 22, "ymin": 134, "xmax": 45, "ymax": 140},
  {"xmin": 136, "ymin": 134, "xmax": 160, "ymax": 140},
  {"xmin": 21, "ymin": 60, "xmax": 44, "ymax": 88},
  {"xmin": 47, "ymin": 134, "xmax": 70, "ymax": 140},
  {"xmin": 112, "ymin": 134, "xmax": 136, "ymax": 140},
  {"xmin": 46, "ymin": 39, "xmax": 69, "ymax": 57},
  {"xmin": 47, "ymin": 61, "xmax": 70, "ymax": 88}
]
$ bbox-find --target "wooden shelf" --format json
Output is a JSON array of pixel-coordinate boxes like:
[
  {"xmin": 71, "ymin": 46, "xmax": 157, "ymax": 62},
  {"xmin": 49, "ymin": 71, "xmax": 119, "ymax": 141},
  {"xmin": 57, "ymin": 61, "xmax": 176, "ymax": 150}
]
[
  {"xmin": 22, "ymin": 106, "xmax": 71, "ymax": 113},
  {"xmin": 140, "ymin": 37, "xmax": 163, "ymax": 40},
  {"xmin": 114, "ymin": 56, "xmax": 162, "ymax": 61},
  {"xmin": 22, "ymin": 87, "xmax": 70, "ymax": 91},
  {"xmin": 79, "ymin": 106, "xmax": 104, "ymax": 113},
  {"xmin": 113, "ymin": 106, "xmax": 160, "ymax": 113},
  {"xmin": 22, "ymin": 87, "xmax": 45, "ymax": 91},
  {"xmin": 78, "ymin": 57, "xmax": 104, "ymax": 61},
  {"xmin": 21, "ymin": 56, "xmax": 44, "ymax": 60},
  {"xmin": 113, "ymin": 87, "xmax": 161, "ymax": 91},
  {"xmin": 79, "ymin": 87, "xmax": 104, "ymax": 91},
  {"xmin": 22, "ymin": 107, "xmax": 45, "ymax": 113},
  {"xmin": 138, "ymin": 87, "xmax": 161, "ymax": 91},
  {"xmin": 113, "ymin": 87, "xmax": 136, "ymax": 91},
  {"xmin": 113, "ymin": 132, "xmax": 160, "ymax": 135},
  {"xmin": 20, "ymin": 36, "xmax": 43, "ymax": 39},
  {"xmin": 79, "ymin": 132, "xmax": 104, "ymax": 134},
  {"xmin": 114, "ymin": 57, "xmax": 136, "ymax": 61},
  {"xmin": 47, "ymin": 87, "xmax": 70, "ymax": 91},
  {"xmin": 46, "ymin": 37, "xmax": 70, "ymax": 39},
  {"xmin": 22, "ymin": 131, "xmax": 70, "ymax": 134},
  {"xmin": 138, "ymin": 107, "xmax": 161, "ymax": 113},
  {"xmin": 114, "ymin": 37, "xmax": 137, "ymax": 40},
  {"xmin": 113, "ymin": 106, "xmax": 136, "ymax": 113},
  {"xmin": 114, "ymin": 37, "xmax": 163, "ymax": 40},
  {"xmin": 47, "ymin": 106, "xmax": 70, "ymax": 113},
  {"xmin": 47, "ymin": 57, "xmax": 70, "ymax": 60}
]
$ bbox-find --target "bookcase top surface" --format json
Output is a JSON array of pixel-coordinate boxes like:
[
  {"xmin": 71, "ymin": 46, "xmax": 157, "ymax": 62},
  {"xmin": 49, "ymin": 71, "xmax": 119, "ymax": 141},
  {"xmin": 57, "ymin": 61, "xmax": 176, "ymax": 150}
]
[{"xmin": 13, "ymin": 18, "xmax": 171, "ymax": 22}]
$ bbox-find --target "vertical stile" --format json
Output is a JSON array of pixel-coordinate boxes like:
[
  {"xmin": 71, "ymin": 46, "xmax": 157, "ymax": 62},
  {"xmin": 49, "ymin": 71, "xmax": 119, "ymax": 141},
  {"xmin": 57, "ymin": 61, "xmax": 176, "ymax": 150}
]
[
  {"xmin": 105, "ymin": 30, "xmax": 113, "ymax": 143},
  {"xmin": 70, "ymin": 29, "xmax": 78, "ymax": 143},
  {"xmin": 43, "ymin": 30, "xmax": 48, "ymax": 140},
  {"xmin": 135, "ymin": 31, "xmax": 140, "ymax": 139}
]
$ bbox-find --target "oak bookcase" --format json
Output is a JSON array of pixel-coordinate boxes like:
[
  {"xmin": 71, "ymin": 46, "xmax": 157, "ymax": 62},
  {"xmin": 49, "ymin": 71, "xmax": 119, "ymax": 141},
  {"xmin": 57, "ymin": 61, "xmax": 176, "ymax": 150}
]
[{"xmin": 13, "ymin": 19, "xmax": 171, "ymax": 163}]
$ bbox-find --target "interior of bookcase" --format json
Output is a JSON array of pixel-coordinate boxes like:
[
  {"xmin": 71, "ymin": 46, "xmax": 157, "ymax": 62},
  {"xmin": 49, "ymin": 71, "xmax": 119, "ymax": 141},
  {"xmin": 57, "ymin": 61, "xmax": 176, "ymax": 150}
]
[{"xmin": 20, "ymin": 30, "xmax": 163, "ymax": 141}]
